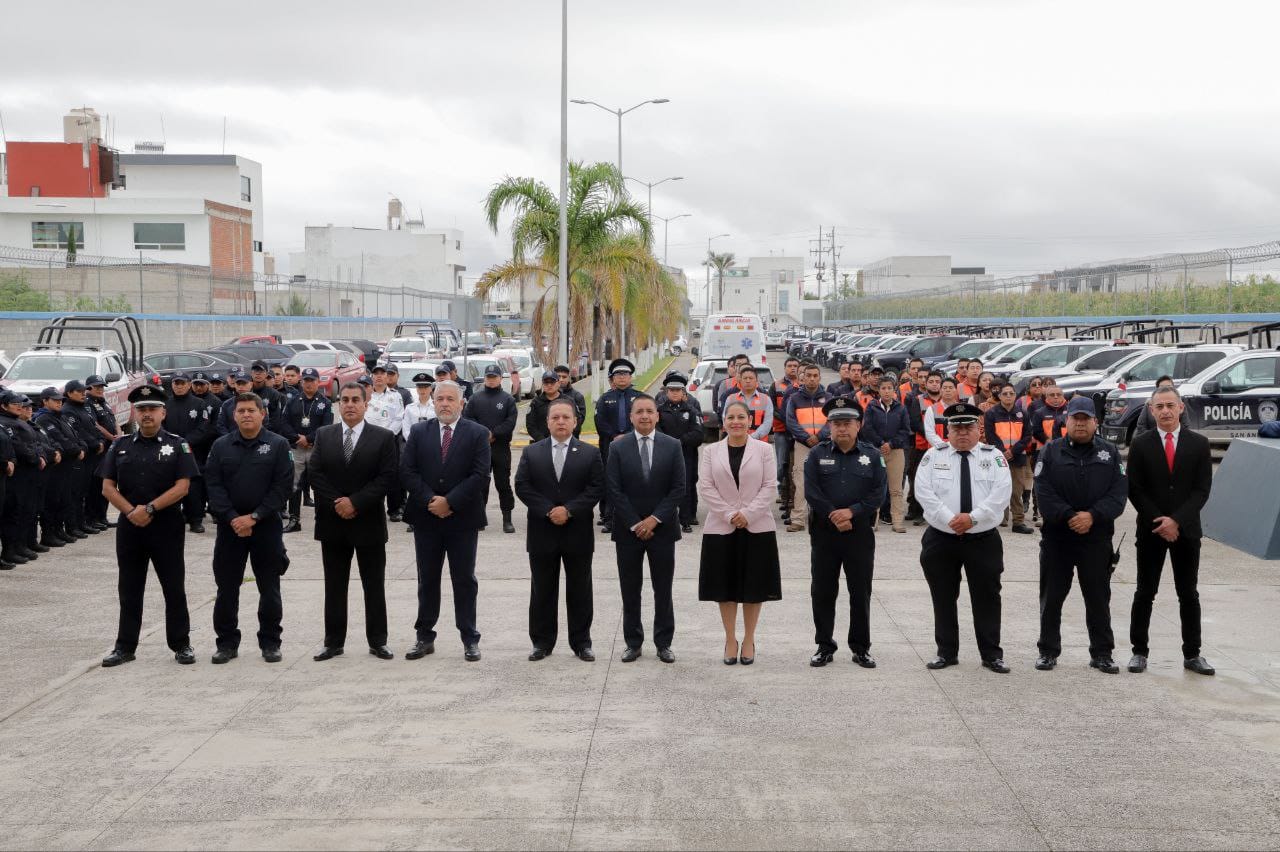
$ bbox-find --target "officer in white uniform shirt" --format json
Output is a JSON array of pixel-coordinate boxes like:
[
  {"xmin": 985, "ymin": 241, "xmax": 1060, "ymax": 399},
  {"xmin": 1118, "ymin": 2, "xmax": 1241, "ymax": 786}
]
[
  {"xmin": 365, "ymin": 365, "xmax": 405, "ymax": 432},
  {"xmin": 401, "ymin": 372, "xmax": 437, "ymax": 439},
  {"xmin": 913, "ymin": 401, "xmax": 1013, "ymax": 674}
]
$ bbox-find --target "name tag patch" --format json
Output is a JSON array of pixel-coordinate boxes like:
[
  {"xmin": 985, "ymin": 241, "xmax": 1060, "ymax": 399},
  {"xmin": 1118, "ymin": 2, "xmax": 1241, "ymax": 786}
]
[{"xmin": 819, "ymin": 458, "xmax": 836, "ymax": 466}]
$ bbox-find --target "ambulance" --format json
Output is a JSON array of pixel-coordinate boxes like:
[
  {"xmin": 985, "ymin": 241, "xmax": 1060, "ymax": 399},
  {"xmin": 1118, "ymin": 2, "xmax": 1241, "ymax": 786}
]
[{"xmin": 696, "ymin": 313, "xmax": 767, "ymax": 365}]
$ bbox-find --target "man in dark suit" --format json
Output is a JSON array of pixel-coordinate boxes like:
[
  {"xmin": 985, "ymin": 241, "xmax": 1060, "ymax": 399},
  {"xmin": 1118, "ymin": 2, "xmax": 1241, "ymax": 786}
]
[
  {"xmin": 606, "ymin": 393, "xmax": 686, "ymax": 663},
  {"xmin": 1125, "ymin": 385, "xmax": 1215, "ymax": 675},
  {"xmin": 307, "ymin": 382, "xmax": 400, "ymax": 662},
  {"xmin": 401, "ymin": 380, "xmax": 491, "ymax": 662},
  {"xmin": 515, "ymin": 397, "xmax": 604, "ymax": 662}
]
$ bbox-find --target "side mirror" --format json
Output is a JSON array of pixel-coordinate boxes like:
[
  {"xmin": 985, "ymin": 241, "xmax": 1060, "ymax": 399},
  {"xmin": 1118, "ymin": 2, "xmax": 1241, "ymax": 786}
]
[
  {"xmin": 105, "ymin": 372, "xmax": 122, "ymax": 383},
  {"xmin": 1202, "ymin": 380, "xmax": 1221, "ymax": 395}
]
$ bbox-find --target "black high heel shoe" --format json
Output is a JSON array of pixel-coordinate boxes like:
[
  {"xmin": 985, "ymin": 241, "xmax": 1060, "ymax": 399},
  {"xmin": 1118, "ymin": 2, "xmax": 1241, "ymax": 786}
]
[
  {"xmin": 739, "ymin": 640, "xmax": 755, "ymax": 666},
  {"xmin": 723, "ymin": 640, "xmax": 739, "ymax": 666}
]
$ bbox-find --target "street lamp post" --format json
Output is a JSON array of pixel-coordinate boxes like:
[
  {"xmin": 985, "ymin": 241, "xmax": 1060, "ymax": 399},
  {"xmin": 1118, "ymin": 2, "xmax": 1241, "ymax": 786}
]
[
  {"xmin": 571, "ymin": 97, "xmax": 670, "ymax": 360},
  {"xmin": 557, "ymin": 0, "xmax": 569, "ymax": 366},
  {"xmin": 653, "ymin": 213, "xmax": 691, "ymax": 267},
  {"xmin": 624, "ymin": 175, "xmax": 683, "ymax": 233},
  {"xmin": 706, "ymin": 233, "xmax": 730, "ymax": 315}
]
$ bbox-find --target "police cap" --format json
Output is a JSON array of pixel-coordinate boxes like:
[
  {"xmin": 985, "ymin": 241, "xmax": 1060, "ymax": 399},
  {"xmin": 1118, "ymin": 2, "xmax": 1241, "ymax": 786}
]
[
  {"xmin": 171, "ymin": 372, "xmax": 191, "ymax": 383},
  {"xmin": 42, "ymin": 386, "xmax": 65, "ymax": 401},
  {"xmin": 64, "ymin": 379, "xmax": 86, "ymax": 394},
  {"xmin": 943, "ymin": 401, "xmax": 984, "ymax": 426},
  {"xmin": 483, "ymin": 364, "xmax": 502, "ymax": 377},
  {"xmin": 411, "ymin": 372, "xmax": 434, "ymax": 386},
  {"xmin": 822, "ymin": 396, "xmax": 862, "ymax": 421},
  {"xmin": 86, "ymin": 374, "xmax": 107, "ymax": 387},
  {"xmin": 663, "ymin": 371, "xmax": 688, "ymax": 389},
  {"xmin": 609, "ymin": 358, "xmax": 636, "ymax": 377},
  {"xmin": 541, "ymin": 370, "xmax": 558, "ymax": 383},
  {"xmin": 435, "ymin": 364, "xmax": 452, "ymax": 376},
  {"xmin": 128, "ymin": 385, "xmax": 166, "ymax": 408},
  {"xmin": 250, "ymin": 360, "xmax": 269, "ymax": 372},
  {"xmin": 370, "ymin": 363, "xmax": 388, "ymax": 373},
  {"xmin": 383, "ymin": 363, "xmax": 399, "ymax": 374},
  {"xmin": 1066, "ymin": 396, "xmax": 1097, "ymax": 418},
  {"xmin": 440, "ymin": 359, "xmax": 457, "ymax": 373},
  {"xmin": 300, "ymin": 368, "xmax": 321, "ymax": 380},
  {"xmin": 208, "ymin": 372, "xmax": 225, "ymax": 383},
  {"xmin": 191, "ymin": 371, "xmax": 210, "ymax": 384}
]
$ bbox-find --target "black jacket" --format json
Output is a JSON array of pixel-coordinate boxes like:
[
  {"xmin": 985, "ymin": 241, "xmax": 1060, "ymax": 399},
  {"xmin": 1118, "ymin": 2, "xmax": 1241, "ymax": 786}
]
[
  {"xmin": 1126, "ymin": 427, "xmax": 1212, "ymax": 539},
  {"xmin": 656, "ymin": 397, "xmax": 704, "ymax": 460},
  {"xmin": 863, "ymin": 398, "xmax": 912, "ymax": 450},
  {"xmin": 0, "ymin": 412, "xmax": 42, "ymax": 468},
  {"xmin": 205, "ymin": 429, "xmax": 294, "ymax": 522},
  {"xmin": 526, "ymin": 392, "xmax": 580, "ymax": 442},
  {"xmin": 62, "ymin": 398, "xmax": 105, "ymax": 455},
  {"xmin": 165, "ymin": 391, "xmax": 217, "ymax": 449},
  {"xmin": 280, "ymin": 392, "xmax": 335, "ymax": 446},
  {"xmin": 1034, "ymin": 435, "xmax": 1128, "ymax": 543},
  {"xmin": 400, "ymin": 418, "xmax": 491, "ymax": 531},
  {"xmin": 514, "ymin": 436, "xmax": 604, "ymax": 556},
  {"xmin": 463, "ymin": 386, "xmax": 518, "ymax": 442},
  {"xmin": 308, "ymin": 422, "xmax": 400, "ymax": 546},
  {"xmin": 605, "ymin": 430, "xmax": 686, "ymax": 543}
]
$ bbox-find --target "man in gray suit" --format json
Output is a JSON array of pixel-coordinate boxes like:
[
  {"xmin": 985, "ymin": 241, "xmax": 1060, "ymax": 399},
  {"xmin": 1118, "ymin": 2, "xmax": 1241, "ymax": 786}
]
[{"xmin": 605, "ymin": 394, "xmax": 686, "ymax": 663}]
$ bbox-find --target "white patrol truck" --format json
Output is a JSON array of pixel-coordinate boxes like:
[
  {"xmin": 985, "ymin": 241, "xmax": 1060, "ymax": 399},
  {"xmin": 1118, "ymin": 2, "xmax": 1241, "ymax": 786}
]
[
  {"xmin": 1176, "ymin": 348, "xmax": 1280, "ymax": 446},
  {"xmin": 0, "ymin": 315, "xmax": 150, "ymax": 430}
]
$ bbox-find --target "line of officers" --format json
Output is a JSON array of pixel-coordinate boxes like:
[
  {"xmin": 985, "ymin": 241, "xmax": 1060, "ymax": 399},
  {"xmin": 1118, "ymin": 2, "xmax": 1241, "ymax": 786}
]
[{"xmin": 22, "ymin": 354, "xmax": 1211, "ymax": 676}]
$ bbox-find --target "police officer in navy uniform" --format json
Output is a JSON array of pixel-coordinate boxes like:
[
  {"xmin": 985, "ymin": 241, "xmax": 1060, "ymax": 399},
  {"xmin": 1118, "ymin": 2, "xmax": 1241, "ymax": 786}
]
[
  {"xmin": 248, "ymin": 360, "xmax": 287, "ymax": 433},
  {"xmin": 804, "ymin": 397, "xmax": 887, "ymax": 668},
  {"xmin": 100, "ymin": 386, "xmax": 201, "ymax": 667},
  {"xmin": 1034, "ymin": 395, "xmax": 1128, "ymax": 674},
  {"xmin": 463, "ymin": 363, "xmax": 519, "ymax": 533},
  {"xmin": 594, "ymin": 358, "xmax": 643, "ymax": 534},
  {"xmin": 62, "ymin": 379, "xmax": 107, "ymax": 537},
  {"xmin": 0, "ymin": 393, "xmax": 43, "ymax": 568},
  {"xmin": 216, "ymin": 371, "xmax": 255, "ymax": 435},
  {"xmin": 914, "ymin": 402, "xmax": 1013, "ymax": 673},
  {"xmin": 208, "ymin": 373, "xmax": 233, "ymax": 403},
  {"xmin": 0, "ymin": 401, "xmax": 14, "ymax": 567},
  {"xmin": 187, "ymin": 372, "xmax": 221, "ymax": 527},
  {"xmin": 280, "ymin": 367, "xmax": 334, "ymax": 534},
  {"xmin": 165, "ymin": 372, "xmax": 217, "ymax": 533},
  {"xmin": 204, "ymin": 390, "xmax": 295, "ymax": 664},
  {"xmin": 85, "ymin": 375, "xmax": 119, "ymax": 529},
  {"xmin": 33, "ymin": 387, "xmax": 85, "ymax": 546},
  {"xmin": 655, "ymin": 371, "xmax": 704, "ymax": 533}
]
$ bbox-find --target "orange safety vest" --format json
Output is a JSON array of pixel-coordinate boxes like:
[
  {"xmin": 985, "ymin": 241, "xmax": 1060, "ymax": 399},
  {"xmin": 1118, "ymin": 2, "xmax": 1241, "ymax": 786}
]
[
  {"xmin": 769, "ymin": 379, "xmax": 794, "ymax": 433},
  {"xmin": 990, "ymin": 408, "xmax": 1025, "ymax": 450},
  {"xmin": 1038, "ymin": 406, "xmax": 1066, "ymax": 446},
  {"xmin": 915, "ymin": 398, "xmax": 946, "ymax": 450},
  {"xmin": 727, "ymin": 390, "xmax": 771, "ymax": 440},
  {"xmin": 958, "ymin": 382, "xmax": 976, "ymax": 398},
  {"xmin": 855, "ymin": 389, "xmax": 876, "ymax": 411},
  {"xmin": 794, "ymin": 401, "xmax": 829, "ymax": 439}
]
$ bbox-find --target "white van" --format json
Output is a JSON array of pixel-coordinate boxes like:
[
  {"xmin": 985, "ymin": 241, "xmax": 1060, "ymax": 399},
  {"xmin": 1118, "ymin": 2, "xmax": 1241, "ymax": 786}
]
[{"xmin": 697, "ymin": 313, "xmax": 767, "ymax": 366}]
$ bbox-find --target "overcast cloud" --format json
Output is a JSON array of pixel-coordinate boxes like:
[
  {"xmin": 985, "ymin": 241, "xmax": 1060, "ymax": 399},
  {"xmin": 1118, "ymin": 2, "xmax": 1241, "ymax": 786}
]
[{"xmin": 3, "ymin": 0, "xmax": 1279, "ymax": 300}]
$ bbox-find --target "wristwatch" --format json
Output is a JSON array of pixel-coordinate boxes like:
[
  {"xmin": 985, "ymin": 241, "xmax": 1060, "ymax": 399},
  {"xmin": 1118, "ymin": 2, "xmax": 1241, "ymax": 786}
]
[
  {"xmin": 144, "ymin": 503, "xmax": 156, "ymax": 516},
  {"xmin": 250, "ymin": 511, "xmax": 261, "ymax": 521}
]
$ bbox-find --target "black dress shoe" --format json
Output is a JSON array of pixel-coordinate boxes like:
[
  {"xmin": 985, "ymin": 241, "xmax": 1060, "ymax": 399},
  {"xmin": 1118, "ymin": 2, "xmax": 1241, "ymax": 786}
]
[
  {"xmin": 601, "ymin": 524, "xmax": 613, "ymax": 535},
  {"xmin": 528, "ymin": 647, "xmax": 551, "ymax": 661},
  {"xmin": 681, "ymin": 524, "xmax": 693, "ymax": 534},
  {"xmin": 79, "ymin": 525, "xmax": 100, "ymax": 536},
  {"xmin": 0, "ymin": 559, "xmax": 13, "ymax": 570},
  {"xmin": 94, "ymin": 521, "xmax": 110, "ymax": 531},
  {"xmin": 621, "ymin": 646, "xmax": 642, "ymax": 663},
  {"xmin": 690, "ymin": 517, "xmax": 699, "ymax": 526},
  {"xmin": 1128, "ymin": 654, "xmax": 1147, "ymax": 673},
  {"xmin": 926, "ymin": 656, "xmax": 959, "ymax": 670},
  {"xmin": 1034, "ymin": 655, "xmax": 1057, "ymax": 670},
  {"xmin": 65, "ymin": 528, "xmax": 88, "ymax": 540},
  {"xmin": 28, "ymin": 542, "xmax": 50, "ymax": 554},
  {"xmin": 262, "ymin": 647, "xmax": 283, "ymax": 663},
  {"xmin": 1184, "ymin": 656, "xmax": 1215, "ymax": 676},
  {"xmin": 2, "ymin": 550, "xmax": 28, "ymax": 564},
  {"xmin": 982, "ymin": 658, "xmax": 1011, "ymax": 674},
  {"xmin": 1089, "ymin": 656, "xmax": 1119, "ymax": 674},
  {"xmin": 303, "ymin": 496, "xmax": 315, "ymax": 507},
  {"xmin": 464, "ymin": 643, "xmax": 481, "ymax": 662},
  {"xmin": 388, "ymin": 512, "xmax": 403, "ymax": 523},
  {"xmin": 369, "ymin": 645, "xmax": 394, "ymax": 660},
  {"xmin": 810, "ymin": 650, "xmax": 835, "ymax": 667},
  {"xmin": 101, "ymin": 649, "xmax": 135, "ymax": 667},
  {"xmin": 39, "ymin": 537, "xmax": 66, "ymax": 548},
  {"xmin": 18, "ymin": 546, "xmax": 39, "ymax": 560},
  {"xmin": 189, "ymin": 522, "xmax": 205, "ymax": 534},
  {"xmin": 739, "ymin": 642, "xmax": 755, "ymax": 666},
  {"xmin": 657, "ymin": 647, "xmax": 676, "ymax": 664},
  {"xmin": 282, "ymin": 518, "xmax": 301, "ymax": 534},
  {"xmin": 576, "ymin": 647, "xmax": 595, "ymax": 662},
  {"xmin": 1011, "ymin": 523, "xmax": 1034, "ymax": 534},
  {"xmin": 501, "ymin": 512, "xmax": 515, "ymax": 534},
  {"xmin": 723, "ymin": 640, "xmax": 739, "ymax": 666},
  {"xmin": 211, "ymin": 648, "xmax": 238, "ymax": 664},
  {"xmin": 313, "ymin": 646, "xmax": 344, "ymax": 661},
  {"xmin": 175, "ymin": 647, "xmax": 196, "ymax": 665},
  {"xmin": 852, "ymin": 651, "xmax": 877, "ymax": 669},
  {"xmin": 405, "ymin": 641, "xmax": 435, "ymax": 660}
]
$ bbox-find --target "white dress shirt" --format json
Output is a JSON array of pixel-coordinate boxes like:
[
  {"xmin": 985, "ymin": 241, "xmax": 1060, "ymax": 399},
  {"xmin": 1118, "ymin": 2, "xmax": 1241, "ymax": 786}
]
[
  {"xmin": 1158, "ymin": 426, "xmax": 1180, "ymax": 453},
  {"xmin": 914, "ymin": 442, "xmax": 1013, "ymax": 535},
  {"xmin": 341, "ymin": 419, "xmax": 365, "ymax": 450},
  {"xmin": 402, "ymin": 399, "xmax": 436, "ymax": 439},
  {"xmin": 366, "ymin": 388, "xmax": 404, "ymax": 431}
]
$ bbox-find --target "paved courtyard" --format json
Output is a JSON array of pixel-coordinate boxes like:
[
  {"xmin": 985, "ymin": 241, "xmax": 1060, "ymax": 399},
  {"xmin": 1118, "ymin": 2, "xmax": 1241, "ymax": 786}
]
[{"xmin": 1, "ymin": 356, "xmax": 1278, "ymax": 850}]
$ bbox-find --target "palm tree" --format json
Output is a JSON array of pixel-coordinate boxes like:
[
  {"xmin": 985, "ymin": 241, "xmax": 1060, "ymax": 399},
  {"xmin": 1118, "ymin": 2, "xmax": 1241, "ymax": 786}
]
[
  {"xmin": 704, "ymin": 251, "xmax": 736, "ymax": 312},
  {"xmin": 475, "ymin": 161, "xmax": 677, "ymax": 377}
]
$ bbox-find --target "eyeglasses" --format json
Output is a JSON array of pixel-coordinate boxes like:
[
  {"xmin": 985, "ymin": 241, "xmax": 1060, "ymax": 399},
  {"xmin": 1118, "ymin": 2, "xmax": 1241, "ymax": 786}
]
[{"xmin": 1029, "ymin": 381, "xmax": 1042, "ymax": 387}]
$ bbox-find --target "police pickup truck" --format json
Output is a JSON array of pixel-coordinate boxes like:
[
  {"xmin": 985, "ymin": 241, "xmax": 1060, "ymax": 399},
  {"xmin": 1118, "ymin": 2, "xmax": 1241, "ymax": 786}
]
[
  {"xmin": 1097, "ymin": 345, "xmax": 1245, "ymax": 445},
  {"xmin": 0, "ymin": 315, "xmax": 151, "ymax": 431},
  {"xmin": 1167, "ymin": 349, "xmax": 1280, "ymax": 446}
]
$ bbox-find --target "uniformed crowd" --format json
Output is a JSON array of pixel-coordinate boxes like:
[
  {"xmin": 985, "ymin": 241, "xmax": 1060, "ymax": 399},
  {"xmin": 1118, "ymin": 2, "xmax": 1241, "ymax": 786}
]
[{"xmin": 3, "ymin": 347, "xmax": 1216, "ymax": 679}]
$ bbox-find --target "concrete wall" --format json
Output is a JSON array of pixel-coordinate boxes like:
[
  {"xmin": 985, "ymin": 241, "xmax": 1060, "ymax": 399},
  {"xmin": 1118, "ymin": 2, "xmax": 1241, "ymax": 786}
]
[
  {"xmin": 298, "ymin": 225, "xmax": 464, "ymax": 299},
  {"xmin": 717, "ymin": 256, "xmax": 804, "ymax": 328}
]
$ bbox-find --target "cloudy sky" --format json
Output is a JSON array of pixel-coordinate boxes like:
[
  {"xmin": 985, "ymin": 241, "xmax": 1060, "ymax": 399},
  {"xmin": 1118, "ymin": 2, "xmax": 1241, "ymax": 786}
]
[{"xmin": 4, "ymin": 0, "xmax": 1279, "ymax": 302}]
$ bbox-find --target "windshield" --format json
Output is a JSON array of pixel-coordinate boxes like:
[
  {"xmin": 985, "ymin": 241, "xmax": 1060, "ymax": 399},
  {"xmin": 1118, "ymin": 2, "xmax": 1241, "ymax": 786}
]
[
  {"xmin": 507, "ymin": 353, "xmax": 531, "ymax": 368},
  {"xmin": 1126, "ymin": 352, "xmax": 1178, "ymax": 382},
  {"xmin": 288, "ymin": 351, "xmax": 339, "ymax": 367},
  {"xmin": 1076, "ymin": 348, "xmax": 1135, "ymax": 371},
  {"xmin": 950, "ymin": 340, "xmax": 995, "ymax": 359},
  {"xmin": 6, "ymin": 354, "xmax": 97, "ymax": 382},
  {"xmin": 386, "ymin": 338, "xmax": 428, "ymax": 353}
]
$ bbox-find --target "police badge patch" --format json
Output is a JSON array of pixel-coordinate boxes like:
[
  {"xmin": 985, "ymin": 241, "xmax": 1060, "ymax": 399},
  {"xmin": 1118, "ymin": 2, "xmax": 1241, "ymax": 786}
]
[
  {"xmin": 1098, "ymin": 450, "xmax": 1111, "ymax": 462},
  {"xmin": 257, "ymin": 445, "xmax": 271, "ymax": 455},
  {"xmin": 858, "ymin": 455, "xmax": 870, "ymax": 465},
  {"xmin": 159, "ymin": 444, "xmax": 174, "ymax": 457},
  {"xmin": 1034, "ymin": 461, "xmax": 1044, "ymax": 477},
  {"xmin": 188, "ymin": 410, "xmax": 198, "ymax": 418}
]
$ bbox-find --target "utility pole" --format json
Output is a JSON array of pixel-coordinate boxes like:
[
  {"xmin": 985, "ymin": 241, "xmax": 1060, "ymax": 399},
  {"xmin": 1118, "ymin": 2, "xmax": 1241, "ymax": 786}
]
[
  {"xmin": 809, "ymin": 227, "xmax": 826, "ymax": 314},
  {"xmin": 829, "ymin": 227, "xmax": 837, "ymax": 320}
]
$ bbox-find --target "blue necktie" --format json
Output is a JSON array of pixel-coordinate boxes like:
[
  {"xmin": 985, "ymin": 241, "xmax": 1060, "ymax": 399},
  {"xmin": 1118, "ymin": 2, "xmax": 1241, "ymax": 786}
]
[{"xmin": 617, "ymin": 394, "xmax": 627, "ymax": 433}]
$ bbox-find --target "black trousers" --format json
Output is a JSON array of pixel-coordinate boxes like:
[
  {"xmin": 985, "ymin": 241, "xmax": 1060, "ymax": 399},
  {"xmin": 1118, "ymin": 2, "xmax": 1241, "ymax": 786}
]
[
  {"xmin": 1130, "ymin": 530, "xmax": 1202, "ymax": 659},
  {"xmin": 1038, "ymin": 536, "xmax": 1114, "ymax": 658},
  {"xmin": 920, "ymin": 527, "xmax": 1004, "ymax": 661},
  {"xmin": 616, "ymin": 537, "xmax": 676, "ymax": 649},
  {"xmin": 387, "ymin": 437, "xmax": 405, "ymax": 515},
  {"xmin": 0, "ymin": 467, "xmax": 33, "ymax": 551},
  {"xmin": 598, "ymin": 438, "xmax": 613, "ymax": 521},
  {"xmin": 182, "ymin": 476, "xmax": 206, "ymax": 525},
  {"xmin": 491, "ymin": 440, "xmax": 515, "ymax": 512},
  {"xmin": 321, "ymin": 540, "xmax": 388, "ymax": 648},
  {"xmin": 529, "ymin": 551, "xmax": 594, "ymax": 652},
  {"xmin": 41, "ymin": 460, "xmax": 69, "ymax": 536},
  {"xmin": 413, "ymin": 525, "xmax": 480, "ymax": 645},
  {"xmin": 114, "ymin": 511, "xmax": 190, "ymax": 653},
  {"xmin": 27, "ymin": 466, "xmax": 46, "ymax": 546},
  {"xmin": 810, "ymin": 525, "xmax": 875, "ymax": 654},
  {"xmin": 65, "ymin": 458, "xmax": 87, "ymax": 530},
  {"xmin": 88, "ymin": 473, "xmax": 109, "ymax": 524},
  {"xmin": 906, "ymin": 446, "xmax": 925, "ymax": 517},
  {"xmin": 212, "ymin": 516, "xmax": 285, "ymax": 651},
  {"xmin": 680, "ymin": 453, "xmax": 699, "ymax": 526}
]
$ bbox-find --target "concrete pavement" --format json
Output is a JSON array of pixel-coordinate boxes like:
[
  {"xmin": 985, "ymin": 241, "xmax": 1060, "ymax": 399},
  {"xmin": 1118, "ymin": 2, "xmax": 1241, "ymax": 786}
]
[{"xmin": 1, "ymin": 352, "xmax": 1278, "ymax": 850}]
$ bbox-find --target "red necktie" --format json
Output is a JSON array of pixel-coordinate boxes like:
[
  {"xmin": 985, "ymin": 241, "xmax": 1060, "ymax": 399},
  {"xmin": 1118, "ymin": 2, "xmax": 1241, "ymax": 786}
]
[
  {"xmin": 1164, "ymin": 432, "xmax": 1175, "ymax": 473},
  {"xmin": 441, "ymin": 424, "xmax": 452, "ymax": 461}
]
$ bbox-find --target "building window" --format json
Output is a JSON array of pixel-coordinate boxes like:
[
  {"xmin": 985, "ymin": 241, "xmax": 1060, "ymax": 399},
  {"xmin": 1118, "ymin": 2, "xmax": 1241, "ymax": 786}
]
[
  {"xmin": 240, "ymin": 175, "xmax": 252, "ymax": 202},
  {"xmin": 133, "ymin": 223, "xmax": 186, "ymax": 250},
  {"xmin": 778, "ymin": 290, "xmax": 790, "ymax": 312},
  {"xmin": 253, "ymin": 240, "xmax": 263, "ymax": 252},
  {"xmin": 32, "ymin": 222, "xmax": 85, "ymax": 249},
  {"xmin": 455, "ymin": 240, "xmax": 461, "ymax": 250}
]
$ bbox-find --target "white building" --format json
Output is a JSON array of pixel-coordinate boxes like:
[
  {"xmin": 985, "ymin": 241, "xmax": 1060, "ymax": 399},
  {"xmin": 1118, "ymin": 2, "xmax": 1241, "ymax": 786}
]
[
  {"xmin": 861, "ymin": 255, "xmax": 993, "ymax": 296},
  {"xmin": 0, "ymin": 108, "xmax": 266, "ymax": 276},
  {"xmin": 290, "ymin": 210, "xmax": 465, "ymax": 296},
  {"xmin": 713, "ymin": 256, "xmax": 804, "ymax": 328}
]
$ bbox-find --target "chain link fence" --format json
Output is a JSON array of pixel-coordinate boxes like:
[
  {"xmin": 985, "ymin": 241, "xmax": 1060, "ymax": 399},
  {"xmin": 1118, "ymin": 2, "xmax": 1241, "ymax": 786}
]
[
  {"xmin": 0, "ymin": 244, "xmax": 473, "ymax": 321},
  {"xmin": 825, "ymin": 239, "xmax": 1280, "ymax": 321}
]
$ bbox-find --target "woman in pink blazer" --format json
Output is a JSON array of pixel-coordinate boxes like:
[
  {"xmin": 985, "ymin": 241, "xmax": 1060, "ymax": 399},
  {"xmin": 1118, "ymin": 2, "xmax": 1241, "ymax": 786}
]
[{"xmin": 697, "ymin": 400, "xmax": 782, "ymax": 666}]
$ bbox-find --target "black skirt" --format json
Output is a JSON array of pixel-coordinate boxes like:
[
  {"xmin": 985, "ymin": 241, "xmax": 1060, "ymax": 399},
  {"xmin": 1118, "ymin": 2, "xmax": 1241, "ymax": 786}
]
[{"xmin": 698, "ymin": 529, "xmax": 782, "ymax": 603}]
